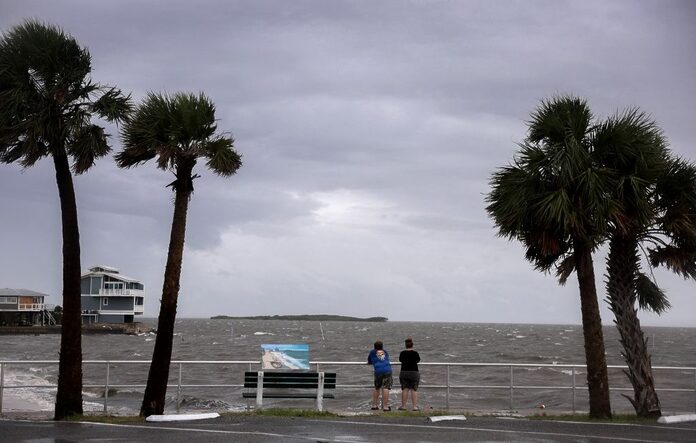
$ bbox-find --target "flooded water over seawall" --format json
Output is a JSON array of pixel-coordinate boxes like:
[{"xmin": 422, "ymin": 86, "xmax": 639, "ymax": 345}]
[{"xmin": 2, "ymin": 319, "xmax": 695, "ymax": 414}]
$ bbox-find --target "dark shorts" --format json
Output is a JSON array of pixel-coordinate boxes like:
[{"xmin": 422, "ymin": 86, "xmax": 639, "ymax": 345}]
[
  {"xmin": 374, "ymin": 372, "xmax": 393, "ymax": 390},
  {"xmin": 399, "ymin": 371, "xmax": 420, "ymax": 390}
]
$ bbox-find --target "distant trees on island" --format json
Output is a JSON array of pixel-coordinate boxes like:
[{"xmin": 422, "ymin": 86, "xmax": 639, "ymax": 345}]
[{"xmin": 211, "ymin": 314, "xmax": 388, "ymax": 322}]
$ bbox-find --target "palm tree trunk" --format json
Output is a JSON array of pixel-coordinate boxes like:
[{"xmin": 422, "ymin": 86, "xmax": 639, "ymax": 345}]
[
  {"xmin": 140, "ymin": 161, "xmax": 194, "ymax": 417},
  {"xmin": 606, "ymin": 235, "xmax": 661, "ymax": 418},
  {"xmin": 52, "ymin": 148, "xmax": 83, "ymax": 420},
  {"xmin": 574, "ymin": 238, "xmax": 612, "ymax": 419}
]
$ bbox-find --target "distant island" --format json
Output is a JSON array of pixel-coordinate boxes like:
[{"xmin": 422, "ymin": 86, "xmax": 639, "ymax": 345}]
[{"xmin": 210, "ymin": 314, "xmax": 388, "ymax": 322}]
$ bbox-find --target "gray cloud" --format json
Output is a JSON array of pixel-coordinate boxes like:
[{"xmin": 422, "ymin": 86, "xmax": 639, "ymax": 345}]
[{"xmin": 1, "ymin": 0, "xmax": 695, "ymax": 326}]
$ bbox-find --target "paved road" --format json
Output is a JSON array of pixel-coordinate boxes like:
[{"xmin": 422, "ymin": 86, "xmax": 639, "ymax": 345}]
[{"xmin": 2, "ymin": 414, "xmax": 695, "ymax": 442}]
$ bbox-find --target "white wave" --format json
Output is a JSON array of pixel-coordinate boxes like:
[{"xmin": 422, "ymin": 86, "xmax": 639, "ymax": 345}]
[
  {"xmin": 2, "ymin": 369, "xmax": 55, "ymax": 411},
  {"xmin": 145, "ymin": 338, "xmax": 154, "ymax": 342},
  {"xmin": 444, "ymin": 353, "xmax": 457, "ymax": 358},
  {"xmin": 253, "ymin": 331, "xmax": 274, "ymax": 336},
  {"xmin": 515, "ymin": 335, "xmax": 526, "ymax": 339}
]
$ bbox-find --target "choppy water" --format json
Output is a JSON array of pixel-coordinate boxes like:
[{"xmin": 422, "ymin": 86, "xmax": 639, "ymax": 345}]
[{"xmin": 2, "ymin": 319, "xmax": 695, "ymax": 414}]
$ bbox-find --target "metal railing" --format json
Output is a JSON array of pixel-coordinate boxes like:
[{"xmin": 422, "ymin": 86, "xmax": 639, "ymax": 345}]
[
  {"xmin": 98, "ymin": 289, "xmax": 144, "ymax": 297},
  {"xmin": 17, "ymin": 303, "xmax": 54, "ymax": 311},
  {"xmin": 1, "ymin": 360, "xmax": 694, "ymax": 414}
]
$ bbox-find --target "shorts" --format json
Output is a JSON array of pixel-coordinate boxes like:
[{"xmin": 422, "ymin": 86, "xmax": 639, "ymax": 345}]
[
  {"xmin": 399, "ymin": 371, "xmax": 420, "ymax": 390},
  {"xmin": 374, "ymin": 372, "xmax": 393, "ymax": 390}
]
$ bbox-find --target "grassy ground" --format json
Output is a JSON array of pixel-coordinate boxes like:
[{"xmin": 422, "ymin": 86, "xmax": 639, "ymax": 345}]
[{"xmin": 66, "ymin": 409, "xmax": 657, "ymax": 424}]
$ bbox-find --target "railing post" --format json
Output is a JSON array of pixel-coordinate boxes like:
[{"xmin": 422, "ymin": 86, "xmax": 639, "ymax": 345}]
[
  {"xmin": 693, "ymin": 368, "xmax": 696, "ymax": 413},
  {"xmin": 571, "ymin": 367, "xmax": 576, "ymax": 414},
  {"xmin": 0, "ymin": 362, "xmax": 4, "ymax": 414},
  {"xmin": 104, "ymin": 362, "xmax": 110, "ymax": 413},
  {"xmin": 509, "ymin": 366, "xmax": 514, "ymax": 410},
  {"xmin": 446, "ymin": 365, "xmax": 450, "ymax": 410},
  {"xmin": 176, "ymin": 363, "xmax": 183, "ymax": 413}
]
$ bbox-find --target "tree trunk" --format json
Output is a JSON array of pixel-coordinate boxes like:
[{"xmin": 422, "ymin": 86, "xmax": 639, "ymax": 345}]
[
  {"xmin": 140, "ymin": 161, "xmax": 194, "ymax": 417},
  {"xmin": 53, "ymin": 149, "xmax": 83, "ymax": 420},
  {"xmin": 606, "ymin": 235, "xmax": 661, "ymax": 418},
  {"xmin": 574, "ymin": 238, "xmax": 612, "ymax": 419}
]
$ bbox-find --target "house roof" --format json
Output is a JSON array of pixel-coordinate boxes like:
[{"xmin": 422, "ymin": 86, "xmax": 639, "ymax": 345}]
[
  {"xmin": 81, "ymin": 266, "xmax": 141, "ymax": 283},
  {"xmin": 89, "ymin": 265, "xmax": 120, "ymax": 273},
  {"xmin": 0, "ymin": 288, "xmax": 49, "ymax": 297}
]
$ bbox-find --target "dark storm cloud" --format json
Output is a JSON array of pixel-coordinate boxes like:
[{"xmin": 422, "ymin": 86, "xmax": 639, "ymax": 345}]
[{"xmin": 1, "ymin": 1, "xmax": 695, "ymax": 325}]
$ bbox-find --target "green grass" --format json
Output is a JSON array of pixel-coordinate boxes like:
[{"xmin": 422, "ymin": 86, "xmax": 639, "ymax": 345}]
[
  {"xmin": 66, "ymin": 414, "xmax": 145, "ymax": 424},
  {"xmin": 233, "ymin": 408, "xmax": 341, "ymax": 418}
]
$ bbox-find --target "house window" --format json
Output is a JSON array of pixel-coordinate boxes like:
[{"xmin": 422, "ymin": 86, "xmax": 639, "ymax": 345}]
[
  {"xmin": 102, "ymin": 297, "xmax": 109, "ymax": 306},
  {"xmin": 0, "ymin": 297, "xmax": 18, "ymax": 304},
  {"xmin": 135, "ymin": 297, "xmax": 144, "ymax": 306}
]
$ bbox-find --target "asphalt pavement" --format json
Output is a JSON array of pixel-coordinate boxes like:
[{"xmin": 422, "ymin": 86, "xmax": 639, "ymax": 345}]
[{"xmin": 2, "ymin": 413, "xmax": 696, "ymax": 442}]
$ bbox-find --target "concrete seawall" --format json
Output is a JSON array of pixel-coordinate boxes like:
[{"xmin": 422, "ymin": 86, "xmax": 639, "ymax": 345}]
[{"xmin": 0, "ymin": 323, "xmax": 150, "ymax": 335}]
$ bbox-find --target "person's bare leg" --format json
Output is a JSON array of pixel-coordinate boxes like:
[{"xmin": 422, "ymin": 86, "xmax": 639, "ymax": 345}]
[
  {"xmin": 372, "ymin": 388, "xmax": 380, "ymax": 408},
  {"xmin": 401, "ymin": 389, "xmax": 408, "ymax": 408},
  {"xmin": 382, "ymin": 388, "xmax": 390, "ymax": 409},
  {"xmin": 412, "ymin": 390, "xmax": 419, "ymax": 410}
]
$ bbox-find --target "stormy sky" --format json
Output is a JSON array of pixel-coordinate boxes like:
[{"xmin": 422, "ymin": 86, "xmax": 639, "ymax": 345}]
[{"xmin": 1, "ymin": 1, "xmax": 695, "ymax": 326}]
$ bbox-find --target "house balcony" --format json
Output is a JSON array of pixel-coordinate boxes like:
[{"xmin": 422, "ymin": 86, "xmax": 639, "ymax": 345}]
[
  {"xmin": 97, "ymin": 288, "xmax": 144, "ymax": 297},
  {"xmin": 18, "ymin": 303, "xmax": 55, "ymax": 311}
]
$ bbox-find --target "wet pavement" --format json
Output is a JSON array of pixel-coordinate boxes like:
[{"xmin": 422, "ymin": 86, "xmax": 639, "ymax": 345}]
[{"xmin": 2, "ymin": 413, "xmax": 696, "ymax": 442}]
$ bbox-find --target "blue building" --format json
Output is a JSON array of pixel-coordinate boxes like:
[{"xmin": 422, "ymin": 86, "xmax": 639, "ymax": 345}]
[{"xmin": 80, "ymin": 265, "xmax": 145, "ymax": 324}]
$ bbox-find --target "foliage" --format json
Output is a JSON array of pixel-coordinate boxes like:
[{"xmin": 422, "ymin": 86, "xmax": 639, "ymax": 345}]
[{"xmin": 0, "ymin": 20, "xmax": 132, "ymax": 170}]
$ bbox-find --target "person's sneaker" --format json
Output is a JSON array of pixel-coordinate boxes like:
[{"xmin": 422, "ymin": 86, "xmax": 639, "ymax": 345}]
[
  {"xmin": 383, "ymin": 406, "xmax": 391, "ymax": 411},
  {"xmin": 412, "ymin": 406, "xmax": 420, "ymax": 411},
  {"xmin": 397, "ymin": 406, "xmax": 407, "ymax": 411},
  {"xmin": 370, "ymin": 406, "xmax": 379, "ymax": 410}
]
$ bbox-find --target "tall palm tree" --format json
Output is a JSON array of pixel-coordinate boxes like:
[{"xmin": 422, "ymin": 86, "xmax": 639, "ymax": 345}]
[
  {"xmin": 596, "ymin": 107, "xmax": 696, "ymax": 417},
  {"xmin": 0, "ymin": 21, "xmax": 131, "ymax": 419},
  {"xmin": 116, "ymin": 92, "xmax": 242, "ymax": 417},
  {"xmin": 593, "ymin": 110, "xmax": 667, "ymax": 417},
  {"xmin": 486, "ymin": 96, "xmax": 613, "ymax": 418}
]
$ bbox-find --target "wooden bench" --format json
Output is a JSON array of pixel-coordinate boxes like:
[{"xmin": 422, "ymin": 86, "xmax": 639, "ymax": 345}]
[{"xmin": 243, "ymin": 371, "xmax": 337, "ymax": 411}]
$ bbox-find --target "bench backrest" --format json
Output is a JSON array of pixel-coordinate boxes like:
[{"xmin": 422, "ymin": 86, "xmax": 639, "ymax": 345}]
[{"xmin": 244, "ymin": 371, "xmax": 337, "ymax": 389}]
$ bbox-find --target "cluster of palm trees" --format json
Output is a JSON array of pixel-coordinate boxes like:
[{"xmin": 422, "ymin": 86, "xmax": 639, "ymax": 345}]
[
  {"xmin": 0, "ymin": 21, "xmax": 241, "ymax": 419},
  {"xmin": 1, "ymin": 21, "xmax": 694, "ymax": 421},
  {"xmin": 487, "ymin": 96, "xmax": 696, "ymax": 418}
]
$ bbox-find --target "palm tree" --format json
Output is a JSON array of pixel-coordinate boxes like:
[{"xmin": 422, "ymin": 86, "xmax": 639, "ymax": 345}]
[
  {"xmin": 116, "ymin": 92, "xmax": 242, "ymax": 417},
  {"xmin": 486, "ymin": 96, "xmax": 613, "ymax": 418},
  {"xmin": 0, "ymin": 21, "xmax": 131, "ymax": 419},
  {"xmin": 596, "ymin": 108, "xmax": 696, "ymax": 417}
]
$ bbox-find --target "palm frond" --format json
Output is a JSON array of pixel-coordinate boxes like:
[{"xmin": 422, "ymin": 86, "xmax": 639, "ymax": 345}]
[
  {"xmin": 635, "ymin": 272, "xmax": 671, "ymax": 314},
  {"xmin": 91, "ymin": 87, "xmax": 133, "ymax": 124},
  {"xmin": 648, "ymin": 245, "xmax": 696, "ymax": 280},
  {"xmin": 68, "ymin": 124, "xmax": 110, "ymax": 174},
  {"xmin": 204, "ymin": 136, "xmax": 242, "ymax": 176},
  {"xmin": 556, "ymin": 255, "xmax": 576, "ymax": 285},
  {"xmin": 117, "ymin": 91, "xmax": 242, "ymax": 182}
]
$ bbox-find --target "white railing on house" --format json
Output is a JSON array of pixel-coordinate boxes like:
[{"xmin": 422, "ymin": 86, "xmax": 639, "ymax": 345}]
[
  {"xmin": 97, "ymin": 289, "xmax": 144, "ymax": 297},
  {"xmin": 0, "ymin": 360, "xmax": 694, "ymax": 414},
  {"xmin": 17, "ymin": 303, "xmax": 54, "ymax": 311}
]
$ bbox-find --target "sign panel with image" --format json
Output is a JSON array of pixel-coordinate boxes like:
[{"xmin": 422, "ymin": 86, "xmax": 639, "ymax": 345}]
[{"xmin": 261, "ymin": 343, "xmax": 310, "ymax": 370}]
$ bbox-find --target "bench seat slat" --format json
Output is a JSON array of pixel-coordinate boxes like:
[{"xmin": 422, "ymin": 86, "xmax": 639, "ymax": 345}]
[
  {"xmin": 244, "ymin": 383, "xmax": 336, "ymax": 389},
  {"xmin": 243, "ymin": 393, "xmax": 336, "ymax": 399}
]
